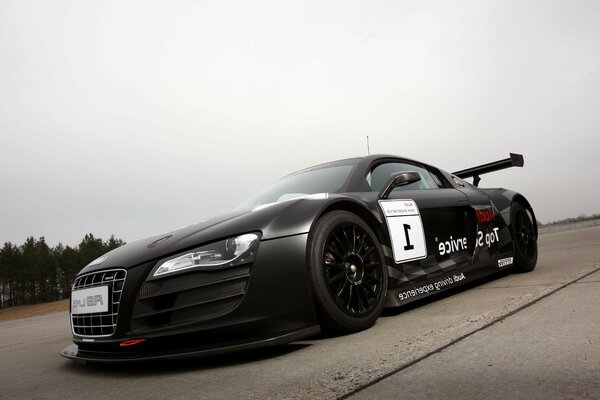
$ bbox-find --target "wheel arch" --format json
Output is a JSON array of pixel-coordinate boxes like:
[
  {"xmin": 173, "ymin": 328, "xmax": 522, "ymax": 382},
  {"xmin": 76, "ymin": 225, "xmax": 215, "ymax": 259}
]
[
  {"xmin": 309, "ymin": 198, "xmax": 387, "ymax": 244},
  {"xmin": 318, "ymin": 200, "xmax": 381, "ymax": 226},
  {"xmin": 512, "ymin": 194, "xmax": 538, "ymax": 238}
]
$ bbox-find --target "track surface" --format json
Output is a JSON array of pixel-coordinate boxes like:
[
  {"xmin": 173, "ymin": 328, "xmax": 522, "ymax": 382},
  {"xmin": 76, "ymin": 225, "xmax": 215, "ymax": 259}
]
[{"xmin": 1, "ymin": 227, "xmax": 598, "ymax": 399}]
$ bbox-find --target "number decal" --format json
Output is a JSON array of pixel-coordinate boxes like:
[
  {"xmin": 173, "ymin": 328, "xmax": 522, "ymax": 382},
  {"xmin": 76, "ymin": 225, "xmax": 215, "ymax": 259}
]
[
  {"xmin": 403, "ymin": 223, "xmax": 414, "ymax": 251},
  {"xmin": 379, "ymin": 199, "xmax": 427, "ymax": 263}
]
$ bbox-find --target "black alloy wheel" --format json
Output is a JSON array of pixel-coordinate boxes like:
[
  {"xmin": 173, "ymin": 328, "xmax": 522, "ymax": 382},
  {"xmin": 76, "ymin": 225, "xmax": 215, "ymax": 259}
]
[
  {"xmin": 511, "ymin": 202, "xmax": 538, "ymax": 272},
  {"xmin": 308, "ymin": 211, "xmax": 387, "ymax": 333}
]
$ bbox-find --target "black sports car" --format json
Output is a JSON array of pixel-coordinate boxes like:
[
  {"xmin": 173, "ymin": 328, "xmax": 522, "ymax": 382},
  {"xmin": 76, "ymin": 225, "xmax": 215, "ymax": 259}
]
[{"xmin": 61, "ymin": 153, "xmax": 537, "ymax": 362}]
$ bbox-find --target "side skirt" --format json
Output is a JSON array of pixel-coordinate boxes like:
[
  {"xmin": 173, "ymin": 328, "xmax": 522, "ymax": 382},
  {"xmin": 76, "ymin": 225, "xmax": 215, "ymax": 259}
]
[{"xmin": 384, "ymin": 252, "xmax": 515, "ymax": 307}]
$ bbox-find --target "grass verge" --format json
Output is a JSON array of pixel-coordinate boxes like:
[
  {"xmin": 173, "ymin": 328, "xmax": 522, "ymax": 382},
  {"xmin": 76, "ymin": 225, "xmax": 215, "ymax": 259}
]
[{"xmin": 0, "ymin": 299, "xmax": 69, "ymax": 323}]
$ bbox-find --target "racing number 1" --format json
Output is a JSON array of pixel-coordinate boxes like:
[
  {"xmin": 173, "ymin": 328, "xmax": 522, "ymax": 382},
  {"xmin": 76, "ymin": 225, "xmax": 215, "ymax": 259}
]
[
  {"xmin": 403, "ymin": 223, "xmax": 414, "ymax": 250},
  {"xmin": 379, "ymin": 199, "xmax": 427, "ymax": 263}
]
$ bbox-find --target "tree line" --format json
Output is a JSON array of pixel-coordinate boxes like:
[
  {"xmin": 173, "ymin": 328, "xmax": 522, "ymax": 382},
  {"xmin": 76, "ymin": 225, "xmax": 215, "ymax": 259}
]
[
  {"xmin": 0, "ymin": 234, "xmax": 125, "ymax": 310},
  {"xmin": 539, "ymin": 213, "xmax": 600, "ymax": 226}
]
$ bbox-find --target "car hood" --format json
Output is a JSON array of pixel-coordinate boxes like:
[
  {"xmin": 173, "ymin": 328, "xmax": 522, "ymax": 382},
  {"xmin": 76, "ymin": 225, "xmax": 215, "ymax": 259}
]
[{"xmin": 78, "ymin": 197, "xmax": 328, "ymax": 274}]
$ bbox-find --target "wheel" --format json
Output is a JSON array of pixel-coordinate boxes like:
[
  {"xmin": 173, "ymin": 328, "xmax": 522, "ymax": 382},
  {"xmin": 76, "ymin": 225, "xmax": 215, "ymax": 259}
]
[
  {"xmin": 511, "ymin": 202, "xmax": 538, "ymax": 272},
  {"xmin": 308, "ymin": 211, "xmax": 388, "ymax": 334}
]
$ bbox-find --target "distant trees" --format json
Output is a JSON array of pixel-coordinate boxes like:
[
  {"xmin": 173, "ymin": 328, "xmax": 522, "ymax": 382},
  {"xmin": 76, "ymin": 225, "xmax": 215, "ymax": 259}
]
[
  {"xmin": 538, "ymin": 213, "xmax": 600, "ymax": 226},
  {"xmin": 0, "ymin": 234, "xmax": 125, "ymax": 310}
]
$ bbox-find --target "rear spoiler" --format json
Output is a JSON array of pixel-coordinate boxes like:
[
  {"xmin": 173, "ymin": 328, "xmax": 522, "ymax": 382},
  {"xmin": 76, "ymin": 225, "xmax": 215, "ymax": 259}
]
[{"xmin": 453, "ymin": 153, "xmax": 524, "ymax": 187}]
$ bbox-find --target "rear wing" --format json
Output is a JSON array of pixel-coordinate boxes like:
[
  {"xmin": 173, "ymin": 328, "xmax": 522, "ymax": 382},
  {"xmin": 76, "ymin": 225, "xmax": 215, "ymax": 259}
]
[{"xmin": 453, "ymin": 153, "xmax": 524, "ymax": 187}]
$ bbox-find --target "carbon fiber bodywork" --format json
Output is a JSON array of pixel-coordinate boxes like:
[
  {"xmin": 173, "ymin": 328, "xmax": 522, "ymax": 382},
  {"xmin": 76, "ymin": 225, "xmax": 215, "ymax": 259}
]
[{"xmin": 61, "ymin": 154, "xmax": 535, "ymax": 362}]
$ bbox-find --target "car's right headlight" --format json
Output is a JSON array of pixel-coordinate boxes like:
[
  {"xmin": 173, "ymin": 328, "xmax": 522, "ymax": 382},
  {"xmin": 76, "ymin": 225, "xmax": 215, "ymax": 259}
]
[{"xmin": 153, "ymin": 233, "xmax": 260, "ymax": 277}]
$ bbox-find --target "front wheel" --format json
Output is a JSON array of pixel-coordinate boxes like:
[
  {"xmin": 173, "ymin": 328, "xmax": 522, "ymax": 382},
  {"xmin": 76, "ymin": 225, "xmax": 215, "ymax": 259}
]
[
  {"xmin": 511, "ymin": 202, "xmax": 538, "ymax": 272},
  {"xmin": 308, "ymin": 211, "xmax": 388, "ymax": 334}
]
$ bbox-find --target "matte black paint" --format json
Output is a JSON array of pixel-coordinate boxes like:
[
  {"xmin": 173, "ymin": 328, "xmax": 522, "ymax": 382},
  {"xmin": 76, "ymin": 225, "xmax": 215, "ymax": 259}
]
[{"xmin": 61, "ymin": 154, "xmax": 535, "ymax": 362}]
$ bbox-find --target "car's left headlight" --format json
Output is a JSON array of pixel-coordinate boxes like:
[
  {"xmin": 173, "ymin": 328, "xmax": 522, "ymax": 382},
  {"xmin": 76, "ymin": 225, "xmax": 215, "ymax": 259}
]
[{"xmin": 153, "ymin": 233, "xmax": 260, "ymax": 277}]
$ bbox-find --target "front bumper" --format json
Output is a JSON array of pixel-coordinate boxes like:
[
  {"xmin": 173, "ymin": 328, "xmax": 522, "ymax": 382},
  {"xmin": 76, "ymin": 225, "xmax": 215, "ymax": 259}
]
[{"xmin": 61, "ymin": 233, "xmax": 319, "ymax": 362}]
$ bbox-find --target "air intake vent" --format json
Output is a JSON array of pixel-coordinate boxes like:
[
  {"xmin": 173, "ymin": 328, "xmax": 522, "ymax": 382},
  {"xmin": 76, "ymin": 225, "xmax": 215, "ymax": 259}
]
[{"xmin": 131, "ymin": 265, "xmax": 250, "ymax": 332}]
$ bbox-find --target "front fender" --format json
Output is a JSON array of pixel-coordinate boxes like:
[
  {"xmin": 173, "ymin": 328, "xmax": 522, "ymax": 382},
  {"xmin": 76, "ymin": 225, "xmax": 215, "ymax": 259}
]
[{"xmin": 261, "ymin": 194, "xmax": 383, "ymax": 240}]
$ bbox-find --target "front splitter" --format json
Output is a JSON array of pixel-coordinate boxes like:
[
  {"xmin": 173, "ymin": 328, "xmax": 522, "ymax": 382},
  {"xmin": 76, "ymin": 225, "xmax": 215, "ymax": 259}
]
[{"xmin": 60, "ymin": 325, "xmax": 320, "ymax": 363}]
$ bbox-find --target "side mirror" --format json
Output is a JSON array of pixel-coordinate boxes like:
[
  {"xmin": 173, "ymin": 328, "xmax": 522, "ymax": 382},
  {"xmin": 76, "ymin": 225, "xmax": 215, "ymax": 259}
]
[{"xmin": 378, "ymin": 171, "xmax": 421, "ymax": 199}]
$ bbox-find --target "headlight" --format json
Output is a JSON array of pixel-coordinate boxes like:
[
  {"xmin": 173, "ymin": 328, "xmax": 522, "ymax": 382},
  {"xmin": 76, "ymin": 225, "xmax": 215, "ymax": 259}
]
[{"xmin": 153, "ymin": 233, "xmax": 260, "ymax": 277}]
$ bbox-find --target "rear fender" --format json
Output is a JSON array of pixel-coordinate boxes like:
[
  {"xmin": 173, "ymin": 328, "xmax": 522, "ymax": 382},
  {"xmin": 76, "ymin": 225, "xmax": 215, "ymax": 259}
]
[{"xmin": 482, "ymin": 188, "xmax": 537, "ymax": 238}]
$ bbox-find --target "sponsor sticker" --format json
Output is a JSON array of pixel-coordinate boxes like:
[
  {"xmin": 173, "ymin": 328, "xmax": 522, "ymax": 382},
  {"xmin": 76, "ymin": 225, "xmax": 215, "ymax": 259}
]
[
  {"xmin": 437, "ymin": 227, "xmax": 500, "ymax": 256},
  {"xmin": 498, "ymin": 257, "xmax": 513, "ymax": 268},
  {"xmin": 398, "ymin": 273, "xmax": 467, "ymax": 301},
  {"xmin": 475, "ymin": 207, "xmax": 495, "ymax": 223},
  {"xmin": 71, "ymin": 286, "xmax": 109, "ymax": 314}
]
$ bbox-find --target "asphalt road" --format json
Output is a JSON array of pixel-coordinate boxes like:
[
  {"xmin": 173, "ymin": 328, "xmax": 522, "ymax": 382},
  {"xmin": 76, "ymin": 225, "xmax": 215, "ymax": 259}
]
[{"xmin": 1, "ymin": 226, "xmax": 598, "ymax": 400}]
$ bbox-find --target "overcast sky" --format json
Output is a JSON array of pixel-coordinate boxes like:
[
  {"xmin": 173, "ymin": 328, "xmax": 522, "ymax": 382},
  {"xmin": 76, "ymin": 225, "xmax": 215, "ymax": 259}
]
[{"xmin": 1, "ymin": 0, "xmax": 599, "ymax": 247}]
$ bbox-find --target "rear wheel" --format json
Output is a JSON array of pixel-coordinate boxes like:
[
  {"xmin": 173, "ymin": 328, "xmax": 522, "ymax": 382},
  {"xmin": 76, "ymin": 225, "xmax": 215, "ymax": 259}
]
[
  {"xmin": 308, "ymin": 211, "xmax": 387, "ymax": 334},
  {"xmin": 511, "ymin": 202, "xmax": 537, "ymax": 272}
]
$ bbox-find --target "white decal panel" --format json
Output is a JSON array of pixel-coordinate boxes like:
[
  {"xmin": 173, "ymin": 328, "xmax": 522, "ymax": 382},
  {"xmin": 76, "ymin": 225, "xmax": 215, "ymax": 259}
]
[
  {"xmin": 71, "ymin": 286, "xmax": 109, "ymax": 315},
  {"xmin": 379, "ymin": 199, "xmax": 427, "ymax": 263},
  {"xmin": 498, "ymin": 257, "xmax": 513, "ymax": 268}
]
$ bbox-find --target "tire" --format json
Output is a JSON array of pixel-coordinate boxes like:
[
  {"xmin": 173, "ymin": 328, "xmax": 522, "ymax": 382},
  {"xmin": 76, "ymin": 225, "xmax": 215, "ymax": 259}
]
[
  {"xmin": 511, "ymin": 202, "xmax": 538, "ymax": 272},
  {"xmin": 307, "ymin": 211, "xmax": 388, "ymax": 334}
]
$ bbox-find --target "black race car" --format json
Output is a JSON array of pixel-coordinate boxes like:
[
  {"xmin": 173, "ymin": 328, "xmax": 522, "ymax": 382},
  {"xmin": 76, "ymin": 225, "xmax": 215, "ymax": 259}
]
[{"xmin": 61, "ymin": 153, "xmax": 537, "ymax": 362}]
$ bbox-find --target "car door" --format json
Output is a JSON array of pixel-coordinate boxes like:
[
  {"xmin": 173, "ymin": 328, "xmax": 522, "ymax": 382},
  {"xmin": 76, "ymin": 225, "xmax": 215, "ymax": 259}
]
[
  {"xmin": 367, "ymin": 160, "xmax": 473, "ymax": 284},
  {"xmin": 450, "ymin": 174, "xmax": 507, "ymax": 263}
]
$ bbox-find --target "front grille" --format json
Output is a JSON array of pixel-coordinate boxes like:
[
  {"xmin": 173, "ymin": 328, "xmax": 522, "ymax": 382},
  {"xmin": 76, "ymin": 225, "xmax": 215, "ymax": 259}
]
[
  {"xmin": 131, "ymin": 265, "xmax": 250, "ymax": 332},
  {"xmin": 71, "ymin": 269, "xmax": 126, "ymax": 337}
]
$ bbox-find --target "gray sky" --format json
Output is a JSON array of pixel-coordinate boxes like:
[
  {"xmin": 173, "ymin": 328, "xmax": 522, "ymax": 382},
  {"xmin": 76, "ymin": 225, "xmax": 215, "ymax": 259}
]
[{"xmin": 1, "ymin": 0, "xmax": 599, "ymax": 247}]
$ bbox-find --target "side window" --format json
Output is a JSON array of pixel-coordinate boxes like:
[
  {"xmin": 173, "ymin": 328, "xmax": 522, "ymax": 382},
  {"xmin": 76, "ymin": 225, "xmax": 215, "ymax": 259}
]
[{"xmin": 367, "ymin": 162, "xmax": 442, "ymax": 191}]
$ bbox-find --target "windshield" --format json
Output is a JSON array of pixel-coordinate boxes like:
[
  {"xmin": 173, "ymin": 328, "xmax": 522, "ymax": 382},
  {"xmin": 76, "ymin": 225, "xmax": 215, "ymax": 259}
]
[{"xmin": 237, "ymin": 161, "xmax": 357, "ymax": 211}]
